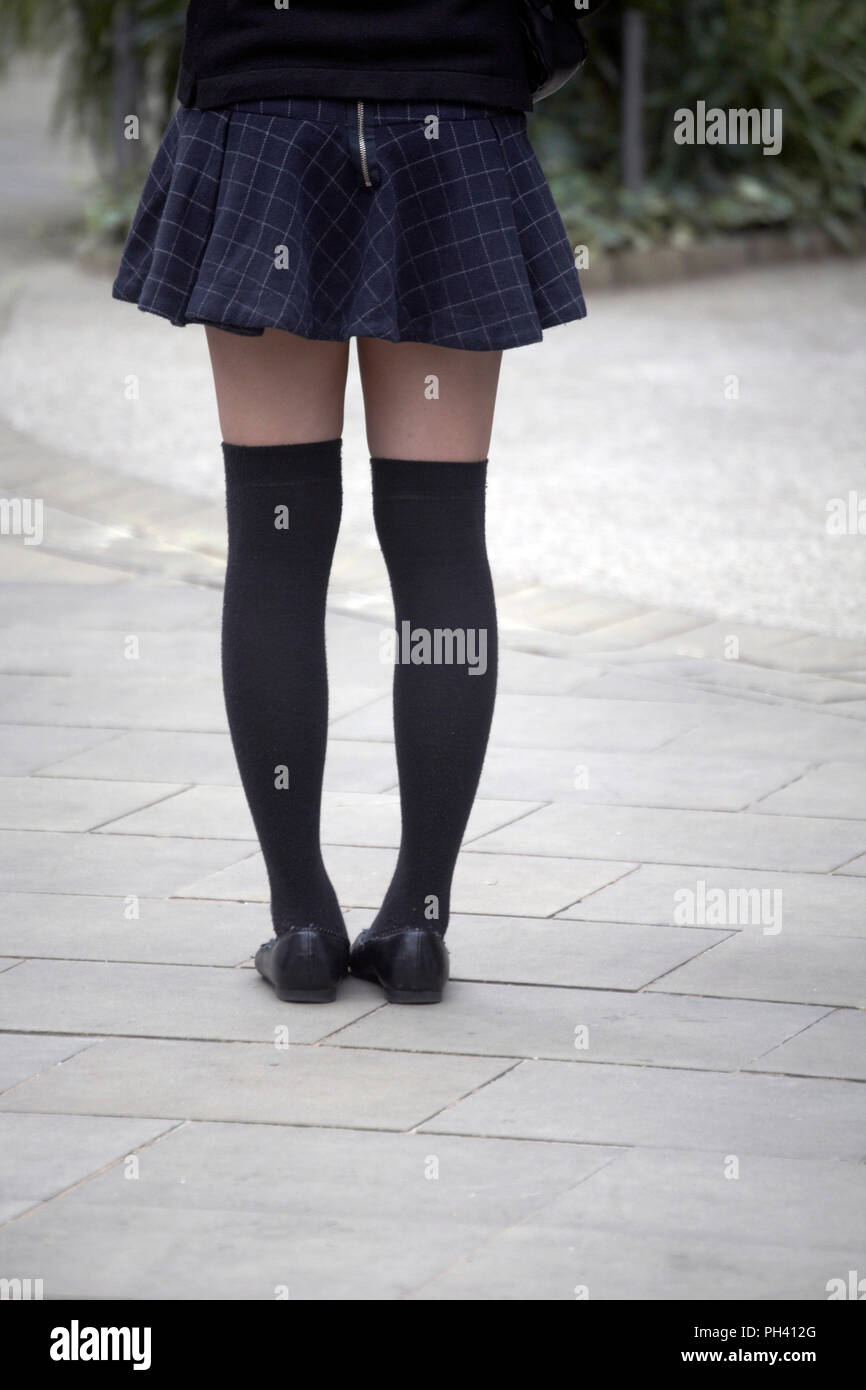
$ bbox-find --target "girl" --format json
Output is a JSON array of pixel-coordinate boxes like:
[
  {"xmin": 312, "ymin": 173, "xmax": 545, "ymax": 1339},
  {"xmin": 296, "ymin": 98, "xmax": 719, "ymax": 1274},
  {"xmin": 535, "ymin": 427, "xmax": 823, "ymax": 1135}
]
[{"xmin": 113, "ymin": 0, "xmax": 586, "ymax": 1005}]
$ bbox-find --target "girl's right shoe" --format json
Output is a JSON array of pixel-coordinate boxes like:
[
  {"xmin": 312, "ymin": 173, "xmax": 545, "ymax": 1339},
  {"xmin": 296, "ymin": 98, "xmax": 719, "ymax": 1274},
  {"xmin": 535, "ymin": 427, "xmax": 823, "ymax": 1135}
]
[
  {"xmin": 255, "ymin": 928, "xmax": 349, "ymax": 1003},
  {"xmin": 349, "ymin": 926, "xmax": 449, "ymax": 1004}
]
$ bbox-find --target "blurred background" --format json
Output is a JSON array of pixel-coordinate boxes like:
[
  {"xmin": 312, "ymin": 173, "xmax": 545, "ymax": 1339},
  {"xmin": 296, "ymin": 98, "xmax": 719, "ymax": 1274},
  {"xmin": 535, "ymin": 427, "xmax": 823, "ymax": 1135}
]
[{"xmin": 1, "ymin": 0, "xmax": 865, "ymax": 634}]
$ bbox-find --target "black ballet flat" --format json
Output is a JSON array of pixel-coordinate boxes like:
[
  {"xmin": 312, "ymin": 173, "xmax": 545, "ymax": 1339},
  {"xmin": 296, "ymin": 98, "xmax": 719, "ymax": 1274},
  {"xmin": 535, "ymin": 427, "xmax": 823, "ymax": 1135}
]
[
  {"xmin": 255, "ymin": 928, "xmax": 349, "ymax": 1003},
  {"xmin": 349, "ymin": 926, "xmax": 449, "ymax": 1004}
]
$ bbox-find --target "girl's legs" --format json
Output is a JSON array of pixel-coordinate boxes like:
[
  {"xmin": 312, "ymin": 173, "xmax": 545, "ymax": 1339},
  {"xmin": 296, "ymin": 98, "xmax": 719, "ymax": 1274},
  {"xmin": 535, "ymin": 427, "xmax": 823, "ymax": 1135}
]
[
  {"xmin": 356, "ymin": 337, "xmax": 503, "ymax": 939},
  {"xmin": 206, "ymin": 325, "xmax": 349, "ymax": 445},
  {"xmin": 207, "ymin": 327, "xmax": 350, "ymax": 940},
  {"xmin": 359, "ymin": 338, "xmax": 502, "ymax": 462}
]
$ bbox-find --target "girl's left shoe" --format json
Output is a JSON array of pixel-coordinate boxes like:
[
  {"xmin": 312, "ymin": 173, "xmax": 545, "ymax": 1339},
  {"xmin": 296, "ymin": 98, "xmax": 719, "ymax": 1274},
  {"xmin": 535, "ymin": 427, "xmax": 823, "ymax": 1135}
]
[
  {"xmin": 255, "ymin": 928, "xmax": 349, "ymax": 1003},
  {"xmin": 349, "ymin": 926, "xmax": 449, "ymax": 1004}
]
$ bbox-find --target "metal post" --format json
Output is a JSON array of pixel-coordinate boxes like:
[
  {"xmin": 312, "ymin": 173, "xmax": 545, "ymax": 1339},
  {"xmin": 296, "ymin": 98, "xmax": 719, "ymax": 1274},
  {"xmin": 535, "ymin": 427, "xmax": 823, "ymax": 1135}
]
[
  {"xmin": 112, "ymin": 1, "xmax": 140, "ymax": 180},
  {"xmin": 621, "ymin": 8, "xmax": 645, "ymax": 192}
]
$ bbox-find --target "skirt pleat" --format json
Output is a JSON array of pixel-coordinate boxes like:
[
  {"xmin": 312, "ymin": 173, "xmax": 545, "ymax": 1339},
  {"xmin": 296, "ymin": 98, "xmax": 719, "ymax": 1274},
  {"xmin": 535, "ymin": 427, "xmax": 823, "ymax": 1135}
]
[{"xmin": 113, "ymin": 97, "xmax": 587, "ymax": 351}]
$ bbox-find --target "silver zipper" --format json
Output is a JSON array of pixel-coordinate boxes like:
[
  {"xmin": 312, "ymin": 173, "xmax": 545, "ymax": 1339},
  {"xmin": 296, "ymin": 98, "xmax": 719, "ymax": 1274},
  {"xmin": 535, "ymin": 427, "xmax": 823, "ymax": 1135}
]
[{"xmin": 357, "ymin": 100, "xmax": 373, "ymax": 188}]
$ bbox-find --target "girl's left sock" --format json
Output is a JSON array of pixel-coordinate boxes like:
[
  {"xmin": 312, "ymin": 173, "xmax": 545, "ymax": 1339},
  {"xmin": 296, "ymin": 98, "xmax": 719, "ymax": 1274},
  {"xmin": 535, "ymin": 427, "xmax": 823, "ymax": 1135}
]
[
  {"xmin": 221, "ymin": 438, "xmax": 346, "ymax": 939},
  {"xmin": 367, "ymin": 455, "xmax": 498, "ymax": 939}
]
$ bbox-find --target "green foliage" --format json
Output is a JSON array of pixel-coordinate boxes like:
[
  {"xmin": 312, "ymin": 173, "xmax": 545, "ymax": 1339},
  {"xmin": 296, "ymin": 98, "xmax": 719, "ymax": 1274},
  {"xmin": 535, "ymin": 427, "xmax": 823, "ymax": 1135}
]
[
  {"xmin": 3, "ymin": 0, "xmax": 865, "ymax": 250},
  {"xmin": 0, "ymin": 1, "xmax": 184, "ymax": 167},
  {"xmin": 536, "ymin": 0, "xmax": 866, "ymax": 249}
]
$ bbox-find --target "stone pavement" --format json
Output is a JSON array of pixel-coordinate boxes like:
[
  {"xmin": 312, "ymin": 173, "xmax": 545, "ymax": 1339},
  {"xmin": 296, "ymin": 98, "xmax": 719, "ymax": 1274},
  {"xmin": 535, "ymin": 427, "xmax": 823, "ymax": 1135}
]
[{"xmin": 1, "ymin": 411, "xmax": 865, "ymax": 1300}]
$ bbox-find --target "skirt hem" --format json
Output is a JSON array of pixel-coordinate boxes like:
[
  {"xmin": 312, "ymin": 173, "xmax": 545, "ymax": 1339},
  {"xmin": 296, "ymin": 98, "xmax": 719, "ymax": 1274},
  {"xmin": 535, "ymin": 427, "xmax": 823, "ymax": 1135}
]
[{"xmin": 112, "ymin": 284, "xmax": 588, "ymax": 350}]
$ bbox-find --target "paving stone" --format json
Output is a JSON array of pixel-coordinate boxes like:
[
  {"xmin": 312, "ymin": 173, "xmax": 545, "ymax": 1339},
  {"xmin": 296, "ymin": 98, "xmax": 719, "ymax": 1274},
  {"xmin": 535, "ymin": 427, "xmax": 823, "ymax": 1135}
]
[
  {"xmin": 96, "ymin": 783, "xmax": 255, "ymax": 839},
  {"xmin": 341, "ymin": 783, "xmax": 534, "ymax": 846},
  {"xmin": 564, "ymin": 610, "xmax": 705, "ymax": 652},
  {"xmin": 496, "ymin": 588, "xmax": 644, "ymax": 634},
  {"xmin": 496, "ymin": 626, "xmax": 589, "ymax": 661},
  {"xmin": 836, "ymin": 854, "xmax": 866, "ymax": 876},
  {"xmin": 0, "ymin": 544, "xmax": 133, "ymax": 585},
  {"xmin": 631, "ymin": 656, "xmax": 866, "ymax": 705},
  {"xmin": 497, "ymin": 648, "xmax": 594, "ymax": 695},
  {"xmin": 829, "ymin": 701, "xmax": 866, "ymax": 721},
  {"xmin": 648, "ymin": 931, "xmax": 866, "ymax": 1008},
  {"xmin": 411, "ymin": 1148, "xmax": 866, "ymax": 1300},
  {"xmin": 84, "ymin": 480, "xmax": 213, "ymax": 529},
  {"xmin": 41, "ymin": 730, "xmax": 399, "ymax": 792},
  {"xmin": 314, "ymin": 617, "xmax": 396, "ymax": 691},
  {"xmin": 24, "ymin": 463, "xmax": 155, "ymax": 512},
  {"xmin": 40, "ymin": 729, "xmax": 241, "ymax": 784},
  {"xmin": 0, "ymin": 432, "xmax": 72, "ymax": 490},
  {"xmin": 0, "ymin": 891, "xmax": 269, "ymax": 965},
  {"xmin": 0, "ymin": 1121, "xmax": 618, "ymax": 1298},
  {"xmin": 345, "ymin": 908, "xmax": 727, "ymax": 990},
  {"xmin": 34, "ymin": 507, "xmax": 227, "ymax": 587},
  {"xmin": 668, "ymin": 705, "xmax": 866, "ymax": 760},
  {"xmin": 327, "ymin": 684, "xmax": 391, "ymax": 723},
  {"xmin": 0, "ymin": 1112, "xmax": 178, "ymax": 1222},
  {"xmin": 0, "ymin": 889, "xmax": 268, "ymax": 967},
  {"xmin": 758, "ymin": 634, "xmax": 866, "ymax": 673},
  {"xmin": 322, "ymin": 740, "xmax": 399, "ymax": 792},
  {"xmin": 330, "ymin": 979, "xmax": 825, "ymax": 1071},
  {"xmin": 754, "ymin": 761, "xmax": 866, "ymax": 819},
  {"xmin": 632, "ymin": 622, "xmax": 805, "ymax": 664},
  {"xmin": 415, "ymin": 1224, "xmax": 841, "ymax": 1300},
  {"xmin": 0, "ymin": 723, "xmax": 116, "ymax": 775},
  {"xmin": 745, "ymin": 1009, "xmax": 866, "ymax": 1081},
  {"xmin": 331, "ymin": 691, "xmax": 711, "ymax": 751},
  {"xmin": 99, "ymin": 786, "xmax": 540, "ymax": 846},
  {"xmin": 419, "ymin": 1059, "xmax": 866, "ymax": 1159},
  {"xmin": 156, "ymin": 501, "xmax": 228, "ymax": 552},
  {"xmin": 0, "ymin": 775, "xmax": 185, "ymax": 831},
  {"xmin": 0, "ymin": 673, "xmax": 229, "ymax": 730},
  {"xmin": 0, "ymin": 959, "xmax": 382, "ymax": 1043},
  {"xmin": 564, "ymin": 670, "xmax": 735, "ymax": 704},
  {"xmin": 556, "ymin": 862, "xmax": 866, "ymax": 937},
  {"xmin": 178, "ymin": 844, "xmax": 637, "ymax": 918},
  {"xmin": 476, "ymin": 745, "xmax": 806, "ymax": 812},
  {"xmin": 0, "ymin": 828, "xmax": 252, "ymax": 896},
  {"xmin": 0, "ymin": 1037, "xmax": 516, "ymax": 1129},
  {"xmin": 0, "ymin": 624, "xmax": 221, "ymax": 678},
  {"xmin": 327, "ymin": 590, "xmax": 391, "ymax": 624},
  {"xmin": 469, "ymin": 802, "xmax": 866, "ymax": 872},
  {"xmin": 0, "ymin": 580, "xmax": 224, "ymax": 630},
  {"xmin": 320, "ymin": 652, "xmax": 392, "ymax": 695},
  {"xmin": 0, "ymin": 1033, "xmax": 95, "ymax": 1093}
]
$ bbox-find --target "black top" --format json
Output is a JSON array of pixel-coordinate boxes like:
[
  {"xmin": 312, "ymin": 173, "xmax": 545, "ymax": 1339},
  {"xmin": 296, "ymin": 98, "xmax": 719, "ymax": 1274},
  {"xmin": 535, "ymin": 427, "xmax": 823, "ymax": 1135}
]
[{"xmin": 177, "ymin": 0, "xmax": 533, "ymax": 113}]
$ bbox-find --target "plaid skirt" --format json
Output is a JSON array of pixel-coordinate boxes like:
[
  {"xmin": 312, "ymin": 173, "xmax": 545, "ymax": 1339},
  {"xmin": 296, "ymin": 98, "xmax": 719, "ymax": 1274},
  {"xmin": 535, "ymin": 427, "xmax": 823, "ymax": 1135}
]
[{"xmin": 112, "ymin": 96, "xmax": 587, "ymax": 352}]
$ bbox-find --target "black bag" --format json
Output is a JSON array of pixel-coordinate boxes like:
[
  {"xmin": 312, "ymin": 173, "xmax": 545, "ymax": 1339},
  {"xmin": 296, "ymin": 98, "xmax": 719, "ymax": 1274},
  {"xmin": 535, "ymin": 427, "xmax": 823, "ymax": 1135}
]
[{"xmin": 518, "ymin": 0, "xmax": 610, "ymax": 103}]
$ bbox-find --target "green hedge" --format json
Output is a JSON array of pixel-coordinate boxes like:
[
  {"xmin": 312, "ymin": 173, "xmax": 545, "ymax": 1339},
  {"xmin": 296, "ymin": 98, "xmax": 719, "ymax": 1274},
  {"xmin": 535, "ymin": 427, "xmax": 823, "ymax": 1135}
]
[{"xmin": 539, "ymin": 0, "xmax": 866, "ymax": 249}]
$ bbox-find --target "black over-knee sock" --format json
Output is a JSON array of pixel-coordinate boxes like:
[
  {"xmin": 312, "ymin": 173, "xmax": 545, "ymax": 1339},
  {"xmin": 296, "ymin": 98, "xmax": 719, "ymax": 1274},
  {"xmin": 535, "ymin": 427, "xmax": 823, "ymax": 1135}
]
[
  {"xmin": 221, "ymin": 438, "xmax": 346, "ymax": 939},
  {"xmin": 369, "ymin": 456, "xmax": 498, "ymax": 938}
]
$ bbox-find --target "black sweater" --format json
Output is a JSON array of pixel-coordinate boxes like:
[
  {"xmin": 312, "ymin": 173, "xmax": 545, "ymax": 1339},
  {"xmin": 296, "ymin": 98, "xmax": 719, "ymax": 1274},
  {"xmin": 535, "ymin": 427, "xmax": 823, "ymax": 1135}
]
[{"xmin": 177, "ymin": 0, "xmax": 533, "ymax": 113}]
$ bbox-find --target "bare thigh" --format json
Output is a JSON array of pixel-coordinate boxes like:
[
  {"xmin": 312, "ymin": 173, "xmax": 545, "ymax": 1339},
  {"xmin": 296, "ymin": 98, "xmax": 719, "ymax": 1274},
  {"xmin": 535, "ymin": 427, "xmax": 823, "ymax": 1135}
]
[
  {"xmin": 357, "ymin": 338, "xmax": 503, "ymax": 461},
  {"xmin": 205, "ymin": 326, "xmax": 350, "ymax": 446}
]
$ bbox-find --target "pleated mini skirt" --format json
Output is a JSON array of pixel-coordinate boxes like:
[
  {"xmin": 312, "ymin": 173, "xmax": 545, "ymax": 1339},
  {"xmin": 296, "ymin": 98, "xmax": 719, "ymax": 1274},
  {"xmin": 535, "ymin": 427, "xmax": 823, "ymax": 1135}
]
[{"xmin": 112, "ymin": 95, "xmax": 587, "ymax": 352}]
